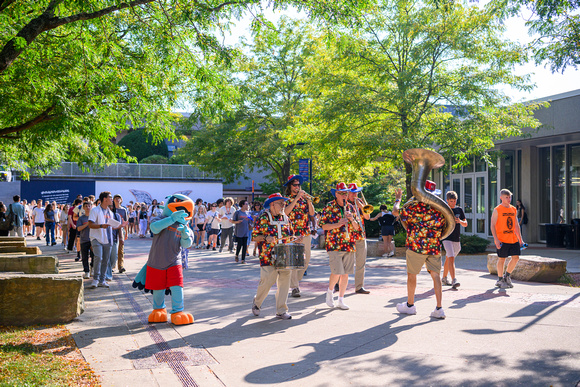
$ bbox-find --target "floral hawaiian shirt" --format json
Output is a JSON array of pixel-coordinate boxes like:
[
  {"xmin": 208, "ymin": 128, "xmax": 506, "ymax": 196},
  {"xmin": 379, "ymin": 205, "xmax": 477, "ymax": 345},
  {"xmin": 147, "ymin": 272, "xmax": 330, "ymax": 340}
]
[
  {"xmin": 319, "ymin": 200, "xmax": 357, "ymax": 252},
  {"xmin": 287, "ymin": 194, "xmax": 311, "ymax": 237},
  {"xmin": 251, "ymin": 210, "xmax": 292, "ymax": 266},
  {"xmin": 400, "ymin": 201, "xmax": 446, "ymax": 255}
]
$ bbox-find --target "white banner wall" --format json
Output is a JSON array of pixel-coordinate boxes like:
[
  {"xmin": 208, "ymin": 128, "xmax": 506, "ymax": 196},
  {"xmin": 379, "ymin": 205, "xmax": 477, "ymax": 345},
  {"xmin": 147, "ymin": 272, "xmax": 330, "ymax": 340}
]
[{"xmin": 95, "ymin": 180, "xmax": 223, "ymax": 205}]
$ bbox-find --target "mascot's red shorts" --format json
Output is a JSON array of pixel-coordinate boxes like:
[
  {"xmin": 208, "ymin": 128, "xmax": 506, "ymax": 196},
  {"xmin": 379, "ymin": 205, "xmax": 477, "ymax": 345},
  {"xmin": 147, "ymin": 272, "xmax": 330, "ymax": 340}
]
[{"xmin": 145, "ymin": 265, "xmax": 183, "ymax": 290}]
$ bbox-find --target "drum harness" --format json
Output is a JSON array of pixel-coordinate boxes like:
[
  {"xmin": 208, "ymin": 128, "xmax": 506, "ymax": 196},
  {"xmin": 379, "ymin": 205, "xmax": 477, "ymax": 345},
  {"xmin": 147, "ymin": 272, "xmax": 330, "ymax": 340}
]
[{"xmin": 265, "ymin": 210, "xmax": 292, "ymax": 241}]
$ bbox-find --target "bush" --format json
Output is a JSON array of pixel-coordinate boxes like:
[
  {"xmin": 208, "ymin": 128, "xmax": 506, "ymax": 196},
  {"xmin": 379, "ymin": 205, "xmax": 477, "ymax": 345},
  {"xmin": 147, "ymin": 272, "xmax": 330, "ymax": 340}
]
[
  {"xmin": 365, "ymin": 210, "xmax": 381, "ymax": 238},
  {"xmin": 140, "ymin": 155, "xmax": 169, "ymax": 164},
  {"xmin": 117, "ymin": 129, "xmax": 168, "ymax": 161},
  {"xmin": 459, "ymin": 234, "xmax": 491, "ymax": 254},
  {"xmin": 393, "ymin": 232, "xmax": 406, "ymax": 247}
]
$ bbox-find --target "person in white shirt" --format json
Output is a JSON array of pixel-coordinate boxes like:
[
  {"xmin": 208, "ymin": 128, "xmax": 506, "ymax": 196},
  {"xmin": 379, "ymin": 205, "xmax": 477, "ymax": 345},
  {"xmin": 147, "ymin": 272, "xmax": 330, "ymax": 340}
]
[
  {"xmin": 206, "ymin": 203, "xmax": 221, "ymax": 250},
  {"xmin": 87, "ymin": 192, "xmax": 114, "ymax": 289},
  {"xmin": 32, "ymin": 199, "xmax": 46, "ymax": 240},
  {"xmin": 218, "ymin": 197, "xmax": 235, "ymax": 253}
]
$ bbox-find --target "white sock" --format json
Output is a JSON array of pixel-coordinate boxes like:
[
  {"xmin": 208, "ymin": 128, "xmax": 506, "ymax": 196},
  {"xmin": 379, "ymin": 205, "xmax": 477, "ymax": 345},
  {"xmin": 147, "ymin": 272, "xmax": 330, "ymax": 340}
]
[
  {"xmin": 338, "ymin": 296, "xmax": 344, "ymax": 302},
  {"xmin": 328, "ymin": 288, "xmax": 334, "ymax": 293}
]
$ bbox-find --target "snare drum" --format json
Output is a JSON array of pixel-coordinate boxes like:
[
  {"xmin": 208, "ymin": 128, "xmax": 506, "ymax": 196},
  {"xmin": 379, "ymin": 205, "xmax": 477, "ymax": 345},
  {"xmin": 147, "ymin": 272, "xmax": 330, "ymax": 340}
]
[{"xmin": 271, "ymin": 243, "xmax": 305, "ymax": 270}]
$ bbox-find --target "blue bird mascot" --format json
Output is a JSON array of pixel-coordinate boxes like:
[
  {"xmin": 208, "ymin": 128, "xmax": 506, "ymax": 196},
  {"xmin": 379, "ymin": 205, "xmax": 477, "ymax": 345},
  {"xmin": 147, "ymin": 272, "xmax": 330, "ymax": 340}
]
[{"xmin": 132, "ymin": 194, "xmax": 195, "ymax": 325}]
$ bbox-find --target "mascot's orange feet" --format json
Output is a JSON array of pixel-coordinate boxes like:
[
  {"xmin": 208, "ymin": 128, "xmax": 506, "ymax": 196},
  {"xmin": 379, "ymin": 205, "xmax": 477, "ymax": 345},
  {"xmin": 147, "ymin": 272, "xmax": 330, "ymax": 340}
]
[
  {"xmin": 148, "ymin": 308, "xmax": 168, "ymax": 323},
  {"xmin": 171, "ymin": 311, "xmax": 194, "ymax": 325}
]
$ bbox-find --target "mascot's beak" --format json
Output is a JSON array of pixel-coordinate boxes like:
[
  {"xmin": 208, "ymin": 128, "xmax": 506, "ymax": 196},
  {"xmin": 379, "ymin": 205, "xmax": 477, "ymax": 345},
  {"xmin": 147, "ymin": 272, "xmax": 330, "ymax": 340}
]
[{"xmin": 166, "ymin": 195, "xmax": 194, "ymax": 221}]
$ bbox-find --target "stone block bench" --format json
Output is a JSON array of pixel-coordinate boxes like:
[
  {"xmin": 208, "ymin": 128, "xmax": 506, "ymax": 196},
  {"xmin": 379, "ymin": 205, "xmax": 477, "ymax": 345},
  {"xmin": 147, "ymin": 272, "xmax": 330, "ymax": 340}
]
[
  {"xmin": 487, "ymin": 254, "xmax": 567, "ymax": 283},
  {"xmin": 0, "ymin": 236, "xmax": 27, "ymax": 247},
  {"xmin": 0, "ymin": 255, "xmax": 59, "ymax": 274},
  {"xmin": 0, "ymin": 273, "xmax": 84, "ymax": 325},
  {"xmin": 367, "ymin": 239, "xmax": 396, "ymax": 257},
  {"xmin": 0, "ymin": 246, "xmax": 41, "ymax": 255}
]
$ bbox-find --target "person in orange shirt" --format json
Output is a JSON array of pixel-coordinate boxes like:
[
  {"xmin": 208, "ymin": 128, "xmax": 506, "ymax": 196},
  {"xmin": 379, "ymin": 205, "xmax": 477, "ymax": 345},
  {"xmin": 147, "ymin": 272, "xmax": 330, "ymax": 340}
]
[{"xmin": 490, "ymin": 189, "xmax": 525, "ymax": 289}]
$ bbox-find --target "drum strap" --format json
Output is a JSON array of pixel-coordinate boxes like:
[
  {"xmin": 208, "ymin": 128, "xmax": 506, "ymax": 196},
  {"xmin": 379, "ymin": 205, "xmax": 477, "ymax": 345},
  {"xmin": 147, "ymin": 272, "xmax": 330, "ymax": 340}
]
[{"xmin": 266, "ymin": 210, "xmax": 289, "ymax": 239}]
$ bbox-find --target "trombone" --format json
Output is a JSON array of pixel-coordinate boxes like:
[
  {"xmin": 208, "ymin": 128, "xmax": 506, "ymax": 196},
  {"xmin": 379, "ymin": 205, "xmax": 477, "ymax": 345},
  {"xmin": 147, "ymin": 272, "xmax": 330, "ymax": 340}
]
[
  {"xmin": 359, "ymin": 191, "xmax": 374, "ymax": 215},
  {"xmin": 302, "ymin": 192, "xmax": 320, "ymax": 204}
]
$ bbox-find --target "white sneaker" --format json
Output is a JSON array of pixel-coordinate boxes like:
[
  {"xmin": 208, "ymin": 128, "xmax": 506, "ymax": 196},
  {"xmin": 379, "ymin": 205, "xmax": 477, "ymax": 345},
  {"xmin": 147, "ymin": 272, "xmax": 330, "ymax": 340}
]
[
  {"xmin": 396, "ymin": 302, "xmax": 417, "ymax": 315},
  {"xmin": 451, "ymin": 278, "xmax": 461, "ymax": 289},
  {"xmin": 382, "ymin": 253, "xmax": 390, "ymax": 257},
  {"xmin": 430, "ymin": 307, "xmax": 446, "ymax": 319},
  {"xmin": 326, "ymin": 289, "xmax": 335, "ymax": 308},
  {"xmin": 442, "ymin": 277, "xmax": 451, "ymax": 286},
  {"xmin": 98, "ymin": 281, "xmax": 110, "ymax": 288},
  {"xmin": 337, "ymin": 299, "xmax": 350, "ymax": 310},
  {"xmin": 83, "ymin": 272, "xmax": 90, "ymax": 279},
  {"xmin": 388, "ymin": 252, "xmax": 395, "ymax": 257},
  {"xmin": 88, "ymin": 280, "xmax": 98, "ymax": 288}
]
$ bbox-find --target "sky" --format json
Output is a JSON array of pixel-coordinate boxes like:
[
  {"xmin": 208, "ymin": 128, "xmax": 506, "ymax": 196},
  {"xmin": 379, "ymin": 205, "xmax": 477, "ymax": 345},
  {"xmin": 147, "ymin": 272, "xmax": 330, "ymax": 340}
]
[
  {"xmin": 501, "ymin": 13, "xmax": 580, "ymax": 102},
  {"xmin": 225, "ymin": 5, "xmax": 579, "ymax": 104}
]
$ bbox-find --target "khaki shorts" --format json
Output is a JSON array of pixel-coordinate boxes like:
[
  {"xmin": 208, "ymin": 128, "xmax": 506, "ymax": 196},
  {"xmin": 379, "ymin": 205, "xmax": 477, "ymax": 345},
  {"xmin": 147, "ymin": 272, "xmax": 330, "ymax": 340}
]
[
  {"xmin": 406, "ymin": 249, "xmax": 441, "ymax": 275},
  {"xmin": 328, "ymin": 251, "xmax": 355, "ymax": 275}
]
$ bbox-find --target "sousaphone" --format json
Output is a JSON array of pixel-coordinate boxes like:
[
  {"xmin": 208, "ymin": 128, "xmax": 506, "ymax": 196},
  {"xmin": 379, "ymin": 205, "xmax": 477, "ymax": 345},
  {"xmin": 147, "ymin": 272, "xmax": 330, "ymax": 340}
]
[{"xmin": 401, "ymin": 148, "xmax": 456, "ymax": 240}]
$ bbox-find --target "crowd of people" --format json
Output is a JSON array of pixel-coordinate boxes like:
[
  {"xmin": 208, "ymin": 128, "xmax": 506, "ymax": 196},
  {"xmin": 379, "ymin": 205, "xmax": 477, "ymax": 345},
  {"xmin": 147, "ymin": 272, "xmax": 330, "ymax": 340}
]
[{"xmin": 0, "ymin": 178, "xmax": 525, "ymax": 321}]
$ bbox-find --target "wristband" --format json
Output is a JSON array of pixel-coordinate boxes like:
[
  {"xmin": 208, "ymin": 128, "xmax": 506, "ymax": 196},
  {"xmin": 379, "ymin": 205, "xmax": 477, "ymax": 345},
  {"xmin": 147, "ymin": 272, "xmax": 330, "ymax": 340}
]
[{"xmin": 395, "ymin": 199, "xmax": 401, "ymax": 203}]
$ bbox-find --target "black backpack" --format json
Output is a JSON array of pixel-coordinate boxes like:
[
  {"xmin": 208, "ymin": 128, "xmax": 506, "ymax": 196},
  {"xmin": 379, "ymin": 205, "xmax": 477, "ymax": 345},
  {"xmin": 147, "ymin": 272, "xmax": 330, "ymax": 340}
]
[{"xmin": 0, "ymin": 204, "xmax": 15, "ymax": 231}]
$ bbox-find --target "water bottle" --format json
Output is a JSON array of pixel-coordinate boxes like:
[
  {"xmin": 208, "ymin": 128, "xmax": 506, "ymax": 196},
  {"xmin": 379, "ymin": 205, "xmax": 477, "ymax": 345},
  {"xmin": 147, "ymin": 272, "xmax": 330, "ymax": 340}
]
[{"xmin": 521, "ymin": 242, "xmax": 528, "ymax": 250}]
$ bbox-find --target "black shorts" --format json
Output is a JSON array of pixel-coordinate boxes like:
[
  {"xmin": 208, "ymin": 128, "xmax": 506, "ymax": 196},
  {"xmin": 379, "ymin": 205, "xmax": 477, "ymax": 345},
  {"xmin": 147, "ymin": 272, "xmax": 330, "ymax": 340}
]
[
  {"xmin": 35, "ymin": 222, "xmax": 44, "ymax": 227},
  {"xmin": 208, "ymin": 228, "xmax": 219, "ymax": 236},
  {"xmin": 497, "ymin": 242, "xmax": 521, "ymax": 258},
  {"xmin": 381, "ymin": 225, "xmax": 395, "ymax": 236},
  {"xmin": 197, "ymin": 224, "xmax": 205, "ymax": 231},
  {"xmin": 129, "ymin": 218, "xmax": 135, "ymax": 224}
]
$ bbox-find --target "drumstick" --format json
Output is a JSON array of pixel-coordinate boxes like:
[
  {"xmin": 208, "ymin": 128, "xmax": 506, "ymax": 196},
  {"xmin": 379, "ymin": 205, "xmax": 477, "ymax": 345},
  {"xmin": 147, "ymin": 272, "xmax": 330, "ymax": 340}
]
[{"xmin": 272, "ymin": 236, "xmax": 299, "ymax": 244}]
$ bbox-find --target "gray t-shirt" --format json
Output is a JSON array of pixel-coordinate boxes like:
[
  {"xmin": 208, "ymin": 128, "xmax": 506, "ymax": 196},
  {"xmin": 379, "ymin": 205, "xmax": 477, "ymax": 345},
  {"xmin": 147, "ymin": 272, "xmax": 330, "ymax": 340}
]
[
  {"xmin": 146, "ymin": 215, "xmax": 183, "ymax": 270},
  {"xmin": 233, "ymin": 210, "xmax": 250, "ymax": 238},
  {"xmin": 77, "ymin": 215, "xmax": 91, "ymax": 244}
]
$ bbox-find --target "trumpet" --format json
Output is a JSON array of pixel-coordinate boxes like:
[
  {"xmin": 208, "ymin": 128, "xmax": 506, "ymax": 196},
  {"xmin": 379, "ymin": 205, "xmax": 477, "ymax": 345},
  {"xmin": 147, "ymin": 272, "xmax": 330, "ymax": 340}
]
[
  {"xmin": 360, "ymin": 191, "xmax": 374, "ymax": 215},
  {"xmin": 302, "ymin": 192, "xmax": 320, "ymax": 204}
]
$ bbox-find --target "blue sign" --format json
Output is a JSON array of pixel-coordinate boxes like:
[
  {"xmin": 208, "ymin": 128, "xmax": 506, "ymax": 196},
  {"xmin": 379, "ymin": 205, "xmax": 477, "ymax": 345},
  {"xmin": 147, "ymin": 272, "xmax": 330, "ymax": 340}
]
[
  {"xmin": 298, "ymin": 159, "xmax": 310, "ymax": 182},
  {"xmin": 21, "ymin": 179, "xmax": 96, "ymax": 204}
]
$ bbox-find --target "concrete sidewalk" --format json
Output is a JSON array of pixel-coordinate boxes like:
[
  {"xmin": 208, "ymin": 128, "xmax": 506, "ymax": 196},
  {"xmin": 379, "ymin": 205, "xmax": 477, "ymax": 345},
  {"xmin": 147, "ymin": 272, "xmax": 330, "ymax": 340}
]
[{"xmin": 34, "ymin": 236, "xmax": 580, "ymax": 386}]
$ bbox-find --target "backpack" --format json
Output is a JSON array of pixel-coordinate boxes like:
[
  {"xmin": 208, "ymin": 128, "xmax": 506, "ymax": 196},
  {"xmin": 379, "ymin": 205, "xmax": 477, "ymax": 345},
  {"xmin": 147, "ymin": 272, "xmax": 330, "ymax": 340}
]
[
  {"xmin": 0, "ymin": 204, "xmax": 15, "ymax": 231},
  {"xmin": 522, "ymin": 212, "xmax": 528, "ymax": 225}
]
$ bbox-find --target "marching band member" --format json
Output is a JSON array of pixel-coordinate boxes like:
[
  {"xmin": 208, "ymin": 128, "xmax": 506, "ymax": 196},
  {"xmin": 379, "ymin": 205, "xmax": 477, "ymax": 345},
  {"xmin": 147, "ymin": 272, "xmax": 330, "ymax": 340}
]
[
  {"xmin": 251, "ymin": 193, "xmax": 293, "ymax": 320},
  {"xmin": 392, "ymin": 182, "xmax": 447, "ymax": 319},
  {"xmin": 347, "ymin": 183, "xmax": 371, "ymax": 294},
  {"xmin": 319, "ymin": 183, "xmax": 360, "ymax": 310},
  {"xmin": 284, "ymin": 175, "xmax": 316, "ymax": 298}
]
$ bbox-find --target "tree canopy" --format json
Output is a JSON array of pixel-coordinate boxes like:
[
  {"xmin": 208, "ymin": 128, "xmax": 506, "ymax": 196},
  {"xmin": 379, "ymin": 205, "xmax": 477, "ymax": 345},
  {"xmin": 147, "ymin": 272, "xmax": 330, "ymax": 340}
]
[
  {"xmin": 495, "ymin": 0, "xmax": 580, "ymax": 72},
  {"xmin": 174, "ymin": 17, "xmax": 317, "ymax": 188},
  {"xmin": 0, "ymin": 0, "xmax": 371, "ymax": 178},
  {"xmin": 288, "ymin": 0, "xmax": 544, "ymax": 196}
]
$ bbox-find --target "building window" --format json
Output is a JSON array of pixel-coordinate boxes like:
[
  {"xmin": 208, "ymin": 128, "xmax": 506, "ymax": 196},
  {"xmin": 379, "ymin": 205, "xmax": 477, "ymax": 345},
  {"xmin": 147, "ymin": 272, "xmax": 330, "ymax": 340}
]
[
  {"xmin": 553, "ymin": 145, "xmax": 566, "ymax": 223},
  {"xmin": 571, "ymin": 144, "xmax": 580, "ymax": 220},
  {"xmin": 539, "ymin": 147, "xmax": 551, "ymax": 224}
]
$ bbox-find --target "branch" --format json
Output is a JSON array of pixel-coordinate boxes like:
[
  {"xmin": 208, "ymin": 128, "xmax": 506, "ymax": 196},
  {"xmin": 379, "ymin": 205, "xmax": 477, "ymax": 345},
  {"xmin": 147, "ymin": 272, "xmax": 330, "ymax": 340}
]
[
  {"xmin": 0, "ymin": 0, "xmax": 16, "ymax": 13},
  {"xmin": 0, "ymin": 105, "xmax": 57, "ymax": 138}
]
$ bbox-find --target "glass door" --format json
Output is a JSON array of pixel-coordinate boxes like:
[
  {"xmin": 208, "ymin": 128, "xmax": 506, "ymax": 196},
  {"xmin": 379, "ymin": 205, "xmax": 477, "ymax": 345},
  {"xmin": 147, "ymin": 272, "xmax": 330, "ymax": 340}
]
[
  {"xmin": 475, "ymin": 173, "xmax": 487, "ymax": 236},
  {"xmin": 463, "ymin": 176, "xmax": 473, "ymax": 234}
]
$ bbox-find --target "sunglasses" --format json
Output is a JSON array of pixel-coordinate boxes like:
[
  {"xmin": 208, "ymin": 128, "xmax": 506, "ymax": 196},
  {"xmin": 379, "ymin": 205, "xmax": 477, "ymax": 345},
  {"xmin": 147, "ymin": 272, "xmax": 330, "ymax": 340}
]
[{"xmin": 291, "ymin": 183, "xmax": 301, "ymax": 187}]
